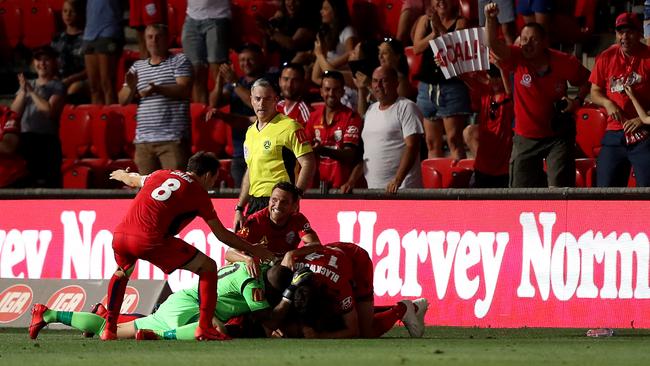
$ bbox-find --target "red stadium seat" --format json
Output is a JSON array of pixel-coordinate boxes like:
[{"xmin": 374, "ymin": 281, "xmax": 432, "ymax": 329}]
[
  {"xmin": 628, "ymin": 169, "xmax": 637, "ymax": 188},
  {"xmin": 115, "ymin": 49, "xmax": 141, "ymax": 93},
  {"xmin": 92, "ymin": 105, "xmax": 127, "ymax": 160},
  {"xmin": 59, "ymin": 104, "xmax": 92, "ymax": 160},
  {"xmin": 120, "ymin": 104, "xmax": 138, "ymax": 159},
  {"xmin": 191, "ymin": 103, "xmax": 230, "ymax": 157},
  {"xmin": 62, "ymin": 164, "xmax": 93, "ymax": 189},
  {"xmin": 21, "ymin": 2, "xmax": 55, "ymax": 48},
  {"xmin": 379, "ymin": 0, "xmax": 402, "ymax": 38},
  {"xmin": 456, "ymin": 158, "xmax": 475, "ymax": 170},
  {"xmin": 231, "ymin": 0, "xmax": 278, "ymax": 48},
  {"xmin": 404, "ymin": 46, "xmax": 421, "ymax": 88},
  {"xmin": 575, "ymin": 104, "xmax": 607, "ymax": 158},
  {"xmin": 574, "ymin": 158, "xmax": 596, "ymax": 188},
  {"xmin": 0, "ymin": 2, "xmax": 22, "ymax": 50},
  {"xmin": 421, "ymin": 158, "xmax": 454, "ymax": 188}
]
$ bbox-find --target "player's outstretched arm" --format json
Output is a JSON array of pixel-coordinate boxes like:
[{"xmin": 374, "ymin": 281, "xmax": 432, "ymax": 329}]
[
  {"xmin": 109, "ymin": 169, "xmax": 145, "ymax": 188},
  {"xmin": 207, "ymin": 218, "xmax": 274, "ymax": 262}
]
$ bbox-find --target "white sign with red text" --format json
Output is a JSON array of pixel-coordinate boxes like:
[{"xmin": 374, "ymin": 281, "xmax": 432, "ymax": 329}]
[
  {"xmin": 429, "ymin": 27, "xmax": 489, "ymax": 79},
  {"xmin": 1, "ymin": 199, "xmax": 650, "ymax": 328}
]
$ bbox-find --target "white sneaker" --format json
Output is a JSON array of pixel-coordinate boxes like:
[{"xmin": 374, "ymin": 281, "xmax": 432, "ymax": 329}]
[{"xmin": 400, "ymin": 298, "xmax": 428, "ymax": 337}]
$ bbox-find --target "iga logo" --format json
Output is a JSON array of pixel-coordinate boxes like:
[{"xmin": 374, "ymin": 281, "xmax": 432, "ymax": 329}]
[
  {"xmin": 0, "ymin": 284, "xmax": 33, "ymax": 323},
  {"xmin": 100, "ymin": 286, "xmax": 140, "ymax": 313},
  {"xmin": 46, "ymin": 285, "xmax": 87, "ymax": 312}
]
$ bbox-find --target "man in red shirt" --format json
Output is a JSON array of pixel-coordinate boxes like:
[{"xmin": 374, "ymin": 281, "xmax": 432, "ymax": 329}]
[
  {"xmin": 226, "ymin": 181, "xmax": 322, "ymax": 277},
  {"xmin": 276, "ymin": 63, "xmax": 312, "ymax": 126},
  {"xmin": 590, "ymin": 13, "xmax": 650, "ymax": 187},
  {"xmin": 485, "ymin": 3, "xmax": 590, "ymax": 188},
  {"xmin": 305, "ymin": 70, "xmax": 363, "ymax": 189},
  {"xmin": 97, "ymin": 152, "xmax": 273, "ymax": 341},
  {"xmin": 290, "ymin": 242, "xmax": 428, "ymax": 339}
]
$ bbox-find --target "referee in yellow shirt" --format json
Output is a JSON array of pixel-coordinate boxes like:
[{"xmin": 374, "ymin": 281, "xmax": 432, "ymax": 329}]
[{"xmin": 233, "ymin": 78, "xmax": 316, "ymax": 230}]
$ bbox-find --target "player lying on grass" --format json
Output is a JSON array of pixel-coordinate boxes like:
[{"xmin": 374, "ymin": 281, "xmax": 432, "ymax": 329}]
[
  {"xmin": 279, "ymin": 242, "xmax": 429, "ymax": 338},
  {"xmin": 101, "ymin": 151, "xmax": 274, "ymax": 341},
  {"xmin": 225, "ymin": 181, "xmax": 324, "ymax": 277},
  {"xmin": 29, "ymin": 263, "xmax": 309, "ymax": 340}
]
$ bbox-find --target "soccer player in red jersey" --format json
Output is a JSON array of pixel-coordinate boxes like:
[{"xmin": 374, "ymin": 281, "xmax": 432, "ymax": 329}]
[
  {"xmin": 226, "ymin": 181, "xmax": 322, "ymax": 277},
  {"xmin": 290, "ymin": 242, "xmax": 429, "ymax": 338},
  {"xmin": 102, "ymin": 151, "xmax": 274, "ymax": 341},
  {"xmin": 276, "ymin": 63, "xmax": 312, "ymax": 126},
  {"xmin": 305, "ymin": 70, "xmax": 363, "ymax": 190}
]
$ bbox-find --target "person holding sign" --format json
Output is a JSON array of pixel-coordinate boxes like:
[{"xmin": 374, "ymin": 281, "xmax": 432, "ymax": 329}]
[{"xmin": 484, "ymin": 2, "xmax": 590, "ymax": 188}]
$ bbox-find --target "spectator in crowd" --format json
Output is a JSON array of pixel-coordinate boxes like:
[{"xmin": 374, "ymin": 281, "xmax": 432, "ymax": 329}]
[
  {"xmin": 277, "ymin": 63, "xmax": 312, "ymax": 126},
  {"xmin": 305, "ymin": 70, "xmax": 363, "ymax": 190},
  {"xmin": 129, "ymin": 0, "xmax": 166, "ymax": 59},
  {"xmin": 233, "ymin": 78, "xmax": 315, "ymax": 230},
  {"xmin": 261, "ymin": 0, "xmax": 320, "ymax": 65},
  {"xmin": 51, "ymin": 0, "xmax": 88, "ymax": 104},
  {"xmin": 645, "ymin": 1, "xmax": 650, "ymax": 43},
  {"xmin": 182, "ymin": 0, "xmax": 232, "ymax": 104},
  {"xmin": 118, "ymin": 24, "xmax": 193, "ymax": 175},
  {"xmin": 590, "ymin": 13, "xmax": 650, "ymax": 187},
  {"xmin": 485, "ymin": 3, "xmax": 590, "ymax": 188},
  {"xmin": 349, "ymin": 39, "xmax": 379, "ymax": 116},
  {"xmin": 311, "ymin": 0, "xmax": 358, "ymax": 85},
  {"xmin": 0, "ymin": 108, "xmax": 26, "ymax": 188},
  {"xmin": 349, "ymin": 66, "xmax": 423, "ymax": 193},
  {"xmin": 477, "ymin": 0, "xmax": 516, "ymax": 45},
  {"xmin": 397, "ymin": 0, "xmax": 427, "ymax": 45},
  {"xmin": 516, "ymin": 0, "xmax": 552, "ymax": 34},
  {"xmin": 209, "ymin": 43, "xmax": 269, "ymax": 186},
  {"xmin": 10, "ymin": 46, "xmax": 65, "ymax": 188},
  {"xmin": 461, "ymin": 64, "xmax": 513, "ymax": 188},
  {"xmin": 412, "ymin": 0, "xmax": 471, "ymax": 160},
  {"xmin": 83, "ymin": 0, "xmax": 124, "ymax": 105},
  {"xmin": 378, "ymin": 37, "xmax": 416, "ymax": 100}
]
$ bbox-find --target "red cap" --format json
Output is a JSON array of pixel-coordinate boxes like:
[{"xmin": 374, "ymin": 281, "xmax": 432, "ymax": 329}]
[{"xmin": 615, "ymin": 12, "xmax": 642, "ymax": 31}]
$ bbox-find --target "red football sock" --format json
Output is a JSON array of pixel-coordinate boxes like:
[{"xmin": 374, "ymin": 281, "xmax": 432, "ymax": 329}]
[
  {"xmin": 372, "ymin": 302, "xmax": 407, "ymax": 337},
  {"xmin": 105, "ymin": 273, "xmax": 128, "ymax": 333},
  {"xmin": 117, "ymin": 313, "xmax": 143, "ymax": 323},
  {"xmin": 198, "ymin": 270, "xmax": 217, "ymax": 329}
]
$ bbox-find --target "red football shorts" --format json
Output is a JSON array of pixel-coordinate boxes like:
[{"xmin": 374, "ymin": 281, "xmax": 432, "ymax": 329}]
[
  {"xmin": 335, "ymin": 242, "xmax": 374, "ymax": 301},
  {"xmin": 129, "ymin": 0, "xmax": 166, "ymax": 28},
  {"xmin": 112, "ymin": 231, "xmax": 199, "ymax": 274}
]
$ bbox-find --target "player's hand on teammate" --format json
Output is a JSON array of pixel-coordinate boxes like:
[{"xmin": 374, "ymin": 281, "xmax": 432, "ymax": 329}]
[
  {"xmin": 233, "ymin": 211, "xmax": 245, "ymax": 232},
  {"xmin": 280, "ymin": 250, "xmax": 295, "ymax": 269},
  {"xmin": 243, "ymin": 255, "xmax": 261, "ymax": 278},
  {"xmin": 248, "ymin": 245, "xmax": 275, "ymax": 263}
]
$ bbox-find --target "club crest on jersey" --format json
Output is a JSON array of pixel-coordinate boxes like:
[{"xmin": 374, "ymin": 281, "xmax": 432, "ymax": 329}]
[
  {"xmin": 341, "ymin": 296, "xmax": 353, "ymax": 311},
  {"xmin": 286, "ymin": 231, "xmax": 296, "ymax": 244},
  {"xmin": 334, "ymin": 130, "xmax": 343, "ymax": 142},
  {"xmin": 520, "ymin": 73, "xmax": 532, "ymax": 88}
]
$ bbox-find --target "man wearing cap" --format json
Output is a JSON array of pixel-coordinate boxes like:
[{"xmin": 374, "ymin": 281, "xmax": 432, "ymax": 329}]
[
  {"xmin": 590, "ymin": 12, "xmax": 650, "ymax": 187},
  {"xmin": 10, "ymin": 45, "xmax": 65, "ymax": 188},
  {"xmin": 484, "ymin": 2, "xmax": 591, "ymax": 188}
]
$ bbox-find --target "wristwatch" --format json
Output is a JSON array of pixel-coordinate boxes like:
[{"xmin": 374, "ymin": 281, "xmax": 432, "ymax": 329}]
[
  {"xmin": 235, "ymin": 204, "xmax": 245, "ymax": 212},
  {"xmin": 231, "ymin": 82, "xmax": 239, "ymax": 89}
]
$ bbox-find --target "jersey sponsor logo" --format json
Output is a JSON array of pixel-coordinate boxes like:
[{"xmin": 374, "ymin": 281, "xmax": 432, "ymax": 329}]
[
  {"xmin": 341, "ymin": 296, "xmax": 353, "ymax": 311},
  {"xmin": 295, "ymin": 129, "xmax": 309, "ymax": 144},
  {"xmin": 46, "ymin": 285, "xmax": 87, "ymax": 312},
  {"xmin": 99, "ymin": 286, "xmax": 140, "ymax": 313},
  {"xmin": 520, "ymin": 73, "xmax": 532, "ymax": 88},
  {"xmin": 286, "ymin": 231, "xmax": 296, "ymax": 244},
  {"xmin": 0, "ymin": 284, "xmax": 33, "ymax": 323},
  {"xmin": 252, "ymin": 288, "xmax": 265, "ymax": 302},
  {"xmin": 345, "ymin": 125, "xmax": 359, "ymax": 137}
]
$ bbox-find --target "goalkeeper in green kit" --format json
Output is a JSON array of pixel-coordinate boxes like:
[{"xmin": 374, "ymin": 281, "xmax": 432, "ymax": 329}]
[{"xmin": 29, "ymin": 263, "xmax": 312, "ymax": 340}]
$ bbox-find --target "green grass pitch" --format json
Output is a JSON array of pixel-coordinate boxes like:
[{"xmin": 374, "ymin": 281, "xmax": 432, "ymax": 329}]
[{"xmin": 1, "ymin": 327, "xmax": 649, "ymax": 366}]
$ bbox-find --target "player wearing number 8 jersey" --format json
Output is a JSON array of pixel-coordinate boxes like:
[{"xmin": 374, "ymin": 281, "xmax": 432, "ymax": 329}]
[{"xmin": 101, "ymin": 151, "xmax": 274, "ymax": 341}]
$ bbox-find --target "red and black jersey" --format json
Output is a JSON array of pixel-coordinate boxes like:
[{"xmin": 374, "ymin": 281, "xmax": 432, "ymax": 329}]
[
  {"xmin": 237, "ymin": 207, "xmax": 313, "ymax": 257},
  {"xmin": 115, "ymin": 170, "xmax": 217, "ymax": 238}
]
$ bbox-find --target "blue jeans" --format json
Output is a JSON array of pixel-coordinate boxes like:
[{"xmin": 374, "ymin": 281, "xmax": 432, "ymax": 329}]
[{"xmin": 596, "ymin": 130, "xmax": 650, "ymax": 187}]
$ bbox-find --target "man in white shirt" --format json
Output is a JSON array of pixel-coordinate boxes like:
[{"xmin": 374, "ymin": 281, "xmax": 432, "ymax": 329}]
[{"xmin": 359, "ymin": 66, "xmax": 423, "ymax": 193}]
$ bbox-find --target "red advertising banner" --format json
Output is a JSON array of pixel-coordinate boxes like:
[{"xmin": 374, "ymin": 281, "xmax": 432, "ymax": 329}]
[{"xmin": 1, "ymin": 198, "xmax": 649, "ymax": 328}]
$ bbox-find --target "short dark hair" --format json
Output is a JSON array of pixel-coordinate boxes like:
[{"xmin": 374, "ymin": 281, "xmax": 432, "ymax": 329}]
[
  {"xmin": 146, "ymin": 23, "xmax": 169, "ymax": 35},
  {"xmin": 238, "ymin": 42, "xmax": 263, "ymax": 54},
  {"xmin": 282, "ymin": 62, "xmax": 306, "ymax": 78},
  {"xmin": 522, "ymin": 22, "xmax": 546, "ymax": 40},
  {"xmin": 186, "ymin": 151, "xmax": 220, "ymax": 176},
  {"xmin": 321, "ymin": 70, "xmax": 344, "ymax": 84},
  {"xmin": 266, "ymin": 264, "xmax": 293, "ymax": 291},
  {"xmin": 272, "ymin": 181, "xmax": 302, "ymax": 201}
]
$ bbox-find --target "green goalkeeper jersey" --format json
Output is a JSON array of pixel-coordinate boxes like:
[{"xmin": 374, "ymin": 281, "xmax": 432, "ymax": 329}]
[{"xmin": 181, "ymin": 262, "xmax": 271, "ymax": 322}]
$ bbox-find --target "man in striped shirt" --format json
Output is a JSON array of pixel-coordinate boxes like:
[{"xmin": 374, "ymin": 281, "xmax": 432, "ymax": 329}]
[
  {"xmin": 276, "ymin": 63, "xmax": 312, "ymax": 126},
  {"xmin": 118, "ymin": 24, "xmax": 193, "ymax": 174}
]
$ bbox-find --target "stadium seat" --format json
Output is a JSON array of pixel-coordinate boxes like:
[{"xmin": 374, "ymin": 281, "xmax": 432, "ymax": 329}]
[
  {"xmin": 191, "ymin": 103, "xmax": 229, "ymax": 157},
  {"xmin": 59, "ymin": 104, "xmax": 92, "ymax": 161},
  {"xmin": 115, "ymin": 49, "xmax": 141, "ymax": 93},
  {"xmin": 404, "ymin": 46, "xmax": 421, "ymax": 88},
  {"xmin": 62, "ymin": 163, "xmax": 93, "ymax": 189},
  {"xmin": 421, "ymin": 158, "xmax": 453, "ymax": 188},
  {"xmin": 574, "ymin": 158, "xmax": 596, "ymax": 188},
  {"xmin": 166, "ymin": 0, "xmax": 186, "ymax": 47},
  {"xmin": 379, "ymin": 0, "xmax": 402, "ymax": 38},
  {"xmin": 0, "ymin": 2, "xmax": 22, "ymax": 50},
  {"xmin": 92, "ymin": 105, "xmax": 127, "ymax": 160},
  {"xmin": 575, "ymin": 104, "xmax": 607, "ymax": 158},
  {"xmin": 120, "ymin": 104, "xmax": 138, "ymax": 159},
  {"xmin": 628, "ymin": 169, "xmax": 637, "ymax": 188},
  {"xmin": 231, "ymin": 0, "xmax": 278, "ymax": 48},
  {"xmin": 21, "ymin": 1, "xmax": 56, "ymax": 48}
]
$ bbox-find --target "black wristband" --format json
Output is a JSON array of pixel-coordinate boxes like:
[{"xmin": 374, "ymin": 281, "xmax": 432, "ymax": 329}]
[{"xmin": 235, "ymin": 204, "xmax": 245, "ymax": 212}]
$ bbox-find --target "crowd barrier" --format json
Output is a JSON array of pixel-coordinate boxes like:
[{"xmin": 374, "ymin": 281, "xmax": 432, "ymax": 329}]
[{"xmin": 1, "ymin": 187, "xmax": 650, "ymax": 328}]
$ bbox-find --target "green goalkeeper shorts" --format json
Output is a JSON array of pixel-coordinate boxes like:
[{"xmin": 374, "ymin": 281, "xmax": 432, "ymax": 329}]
[{"xmin": 133, "ymin": 289, "xmax": 200, "ymax": 331}]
